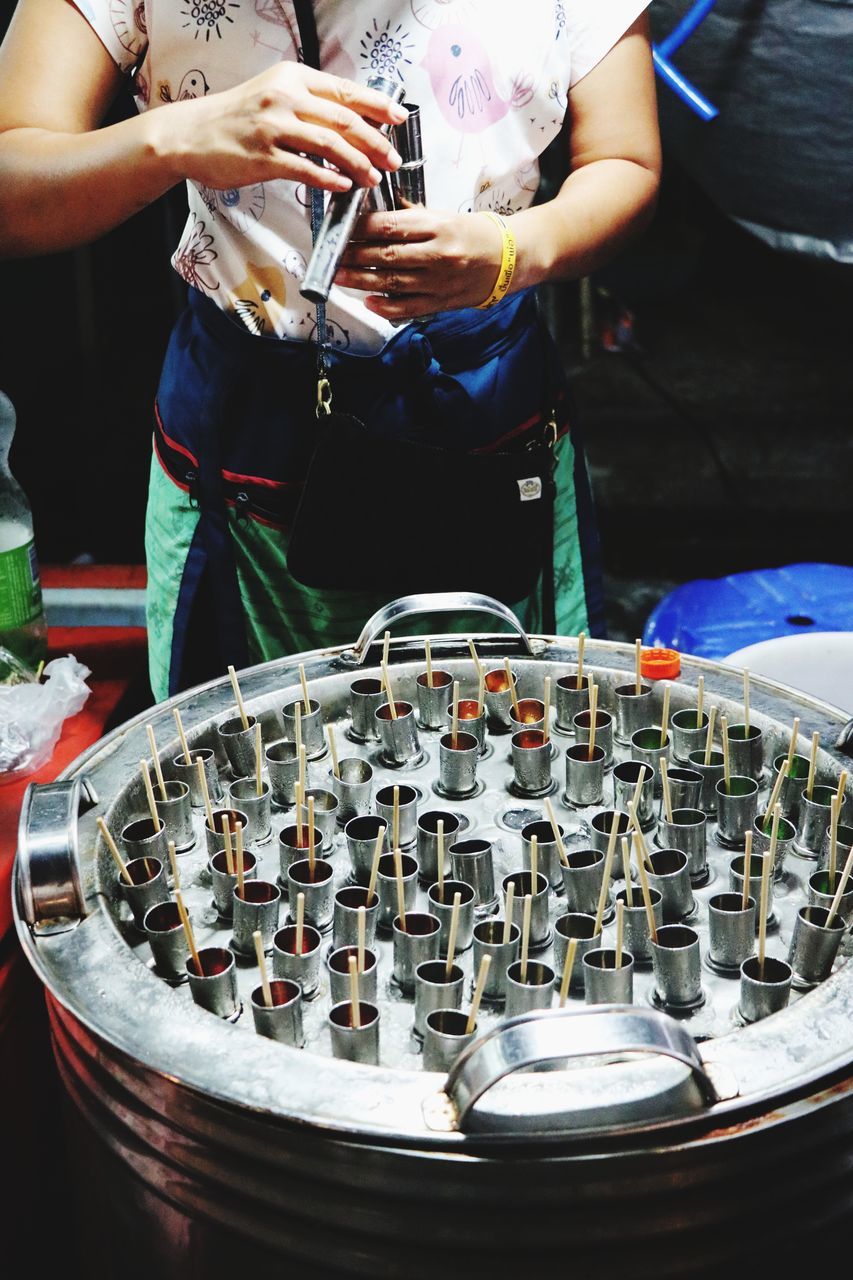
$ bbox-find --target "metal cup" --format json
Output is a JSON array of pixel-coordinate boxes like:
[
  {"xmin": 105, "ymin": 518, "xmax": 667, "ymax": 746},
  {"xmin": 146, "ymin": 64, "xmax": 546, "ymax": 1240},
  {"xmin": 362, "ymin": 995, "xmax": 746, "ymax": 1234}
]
[
  {"xmin": 583, "ymin": 950, "xmax": 634, "ymax": 1005},
  {"xmin": 505, "ymin": 960, "xmax": 555, "ymax": 1016},
  {"xmin": 450, "ymin": 839, "xmax": 497, "ymax": 913},
  {"xmin": 376, "ymin": 853, "xmax": 419, "ymax": 932},
  {"xmin": 613, "ymin": 761, "xmax": 655, "ymax": 832},
  {"xmin": 686, "ymin": 750, "xmax": 725, "ymax": 813},
  {"xmin": 574, "ymin": 709, "xmax": 614, "ymax": 769},
  {"xmin": 204, "ymin": 808, "xmax": 248, "ymax": 859},
  {"xmin": 414, "ymin": 960, "xmax": 464, "ymax": 1037},
  {"xmin": 455, "ymin": 701, "xmax": 486, "ymax": 755},
  {"xmin": 265, "ymin": 740, "xmax": 301, "ymax": 809},
  {"xmin": 565, "ymin": 744, "xmax": 606, "ymax": 807},
  {"xmin": 187, "ymin": 947, "xmax": 239, "ymax": 1018},
  {"xmin": 217, "ymin": 714, "xmax": 258, "ymax": 779},
  {"xmin": 328, "ymin": 1001, "xmax": 380, "ymax": 1064},
  {"xmin": 729, "ymin": 855, "xmax": 774, "ymax": 926},
  {"xmin": 331, "ymin": 758, "xmax": 373, "ymax": 824},
  {"xmin": 808, "ymin": 870, "xmax": 853, "ymax": 926},
  {"xmin": 771, "ymin": 753, "xmax": 811, "ymax": 823},
  {"xmin": 438, "ymin": 731, "xmax": 479, "ymax": 798},
  {"xmin": 297, "ymin": 788, "xmax": 339, "ymax": 854},
  {"xmin": 483, "ymin": 667, "xmax": 519, "ymax": 731},
  {"xmin": 503, "ymin": 871, "xmax": 550, "ymax": 951},
  {"xmin": 522, "ymin": 820, "xmax": 566, "ymax": 890},
  {"xmin": 231, "ymin": 879, "xmax": 281, "ymax": 956},
  {"xmin": 154, "ymin": 781, "xmax": 195, "ymax": 853},
  {"xmin": 614, "ymin": 888, "xmax": 663, "ymax": 965},
  {"xmin": 727, "ymin": 725, "xmax": 764, "ymax": 781},
  {"xmin": 392, "ymin": 913, "xmax": 441, "ymax": 994},
  {"xmin": 588, "ymin": 810, "xmax": 631, "ymax": 860},
  {"xmin": 345, "ymin": 815, "xmax": 388, "ymax": 886},
  {"xmin": 120, "ymin": 856, "xmax": 169, "ymax": 929},
  {"xmin": 708, "ymin": 893, "xmax": 756, "ymax": 970},
  {"xmin": 670, "ymin": 709, "xmax": 709, "ymax": 765},
  {"xmin": 561, "ymin": 848, "xmax": 607, "ymax": 918},
  {"xmin": 375, "ymin": 701, "xmax": 420, "ymax": 765},
  {"xmin": 121, "ymin": 816, "xmax": 168, "ymax": 868},
  {"xmin": 172, "ymin": 748, "xmax": 223, "ymax": 808},
  {"xmin": 272, "ymin": 924, "xmax": 322, "ymax": 998},
  {"xmin": 613, "ymin": 683, "xmax": 654, "ymax": 746},
  {"xmin": 427, "ymin": 880, "xmax": 476, "ymax": 956},
  {"xmin": 657, "ymin": 808, "xmax": 707, "ymax": 883},
  {"xmin": 209, "ymin": 849, "xmax": 258, "ymax": 919},
  {"xmin": 332, "ymin": 885, "xmax": 379, "ymax": 950},
  {"xmin": 795, "ymin": 786, "xmax": 836, "ymax": 858},
  {"xmin": 250, "ymin": 979, "xmax": 304, "ymax": 1047},
  {"xmin": 754, "ymin": 813, "xmax": 797, "ymax": 880},
  {"xmin": 819, "ymin": 823, "xmax": 853, "ymax": 875},
  {"xmin": 228, "ymin": 778, "xmax": 273, "ymax": 845},
  {"xmin": 416, "ymin": 811, "xmax": 459, "ymax": 885},
  {"xmin": 739, "ymin": 955, "xmax": 792, "ymax": 1022},
  {"xmin": 416, "ymin": 670, "xmax": 453, "ymax": 730},
  {"xmin": 142, "ymin": 900, "xmax": 187, "ymax": 980},
  {"xmin": 509, "ymin": 699, "xmax": 546, "ymax": 736},
  {"xmin": 630, "ymin": 728, "xmax": 671, "ymax": 794},
  {"xmin": 650, "ymin": 924, "xmax": 702, "ymax": 1008},
  {"xmin": 553, "ymin": 912, "xmax": 599, "ymax": 991},
  {"xmin": 278, "ymin": 823, "xmax": 320, "ymax": 886},
  {"xmin": 555, "ymin": 673, "xmax": 590, "ymax": 734},
  {"xmin": 647, "ymin": 849, "xmax": 694, "ymax": 922},
  {"xmin": 376, "ymin": 784, "xmax": 419, "ymax": 850},
  {"xmin": 286, "ymin": 859, "xmax": 335, "ymax": 933},
  {"xmin": 471, "ymin": 919, "xmax": 520, "ymax": 1003},
  {"xmin": 283, "ymin": 698, "xmax": 325, "ymax": 758},
  {"xmin": 666, "ymin": 766, "xmax": 703, "ymax": 812},
  {"xmin": 788, "ymin": 905, "xmax": 844, "ymax": 986},
  {"xmin": 715, "ymin": 776, "xmax": 759, "ymax": 849},
  {"xmin": 510, "ymin": 729, "xmax": 552, "ymax": 796},
  {"xmin": 423, "ymin": 1009, "xmax": 477, "ymax": 1072},
  {"xmin": 349, "ymin": 677, "xmax": 384, "ymax": 742},
  {"xmin": 328, "ymin": 947, "xmax": 379, "ymax": 1005}
]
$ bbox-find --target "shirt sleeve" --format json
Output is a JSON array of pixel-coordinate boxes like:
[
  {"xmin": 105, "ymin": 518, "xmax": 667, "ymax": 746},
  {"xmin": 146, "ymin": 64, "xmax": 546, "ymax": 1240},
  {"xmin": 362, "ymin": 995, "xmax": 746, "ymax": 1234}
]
[
  {"xmin": 71, "ymin": 0, "xmax": 148, "ymax": 74},
  {"xmin": 566, "ymin": 0, "xmax": 652, "ymax": 88}
]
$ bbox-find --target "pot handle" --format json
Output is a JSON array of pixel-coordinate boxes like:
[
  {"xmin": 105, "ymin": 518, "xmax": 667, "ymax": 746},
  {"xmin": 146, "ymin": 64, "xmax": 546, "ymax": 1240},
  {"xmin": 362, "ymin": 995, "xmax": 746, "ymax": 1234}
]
[
  {"xmin": 350, "ymin": 593, "xmax": 535, "ymax": 665},
  {"xmin": 16, "ymin": 779, "xmax": 88, "ymax": 925},
  {"xmin": 430, "ymin": 1006, "xmax": 736, "ymax": 1133}
]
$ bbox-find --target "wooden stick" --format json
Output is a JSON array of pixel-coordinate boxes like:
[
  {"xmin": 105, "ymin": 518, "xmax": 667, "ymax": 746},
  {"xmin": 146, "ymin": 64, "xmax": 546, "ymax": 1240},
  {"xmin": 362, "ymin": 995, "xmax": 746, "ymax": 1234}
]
[
  {"xmin": 299, "ymin": 662, "xmax": 311, "ymax": 715},
  {"xmin": 661, "ymin": 757, "xmax": 674, "ymax": 825},
  {"xmin": 558, "ymin": 938, "xmax": 579, "ymax": 1007},
  {"xmin": 468, "ymin": 638, "xmax": 482, "ymax": 677},
  {"xmin": 621, "ymin": 836, "xmax": 634, "ymax": 908},
  {"xmin": 529, "ymin": 832, "xmax": 539, "ymax": 897},
  {"xmin": 629, "ymin": 798, "xmax": 653, "ymax": 871},
  {"xmin": 425, "ymin": 639, "xmax": 434, "ymax": 689},
  {"xmin": 542, "ymin": 676, "xmax": 551, "ymax": 746},
  {"xmin": 696, "ymin": 676, "xmax": 705, "ymax": 731},
  {"xmin": 325, "ymin": 724, "xmax": 340, "ymax": 783},
  {"xmin": 704, "ymin": 706, "xmax": 717, "ymax": 766},
  {"xmin": 520, "ymin": 894, "xmax": 532, "ymax": 982},
  {"xmin": 445, "ymin": 892, "xmax": 462, "ymax": 978},
  {"xmin": 476, "ymin": 667, "xmax": 486, "ymax": 719},
  {"xmin": 168, "ymin": 839, "xmax": 181, "ymax": 892},
  {"xmin": 97, "ymin": 817, "xmax": 132, "ymax": 885},
  {"xmin": 587, "ymin": 681, "xmax": 598, "ymax": 761},
  {"xmin": 196, "ymin": 755, "xmax": 215, "ymax": 835},
  {"xmin": 577, "ymin": 631, "xmax": 586, "ymax": 691},
  {"xmin": 392, "ymin": 785, "xmax": 400, "ymax": 855},
  {"xmin": 634, "ymin": 637, "xmax": 642, "ymax": 696},
  {"xmin": 660, "ymin": 683, "xmax": 671, "ymax": 749},
  {"xmin": 545, "ymin": 797, "xmax": 568, "ymax": 866},
  {"xmin": 825, "ymin": 845, "xmax": 853, "ymax": 929},
  {"xmin": 437, "ymin": 818, "xmax": 445, "ymax": 904},
  {"xmin": 175, "ymin": 891, "xmax": 200, "ymax": 974},
  {"xmin": 742, "ymin": 830, "xmax": 752, "ymax": 910},
  {"xmin": 394, "ymin": 847, "xmax": 407, "ymax": 932},
  {"xmin": 743, "ymin": 670, "xmax": 751, "ymax": 736},
  {"xmin": 452, "ymin": 680, "xmax": 460, "ymax": 748},
  {"xmin": 255, "ymin": 721, "xmax": 264, "ymax": 797},
  {"xmin": 757, "ymin": 846, "xmax": 772, "ymax": 980},
  {"xmin": 829, "ymin": 794, "xmax": 840, "ymax": 884},
  {"xmin": 299, "ymin": 743, "xmax": 307, "ymax": 796},
  {"xmin": 505, "ymin": 658, "xmax": 520, "ymax": 716},
  {"xmin": 634, "ymin": 836, "xmax": 658, "ymax": 944},
  {"xmin": 140, "ymin": 759, "xmax": 160, "ymax": 829},
  {"xmin": 382, "ymin": 661, "xmax": 397, "ymax": 718},
  {"xmin": 294, "ymin": 702, "xmax": 303, "ymax": 769},
  {"xmin": 466, "ymin": 955, "xmax": 491, "ymax": 1034},
  {"xmin": 222, "ymin": 813, "xmax": 234, "ymax": 876},
  {"xmin": 357, "ymin": 906, "xmax": 366, "ymax": 973},
  {"xmin": 381, "ymin": 630, "xmax": 391, "ymax": 689},
  {"xmin": 762, "ymin": 759, "xmax": 786, "ymax": 830},
  {"xmin": 146, "ymin": 725, "xmax": 168, "ymax": 801},
  {"xmin": 307, "ymin": 795, "xmax": 316, "ymax": 877},
  {"xmin": 295, "ymin": 780, "xmax": 304, "ymax": 849},
  {"xmin": 367, "ymin": 826, "xmax": 385, "ymax": 905},
  {"xmin": 721, "ymin": 716, "xmax": 731, "ymax": 794},
  {"xmin": 834, "ymin": 770, "xmax": 848, "ymax": 817},
  {"xmin": 295, "ymin": 892, "xmax": 305, "ymax": 955},
  {"xmin": 806, "ymin": 731, "xmax": 820, "ymax": 801},
  {"xmin": 173, "ymin": 707, "xmax": 192, "ymax": 766},
  {"xmin": 254, "ymin": 931, "xmax": 273, "ymax": 1008},
  {"xmin": 228, "ymin": 664, "xmax": 250, "ymax": 731},
  {"xmin": 236, "ymin": 821, "xmax": 245, "ymax": 897},
  {"xmin": 615, "ymin": 898, "xmax": 624, "ymax": 970},
  {"xmin": 785, "ymin": 717, "xmax": 801, "ymax": 778},
  {"xmin": 593, "ymin": 813, "xmax": 620, "ymax": 936},
  {"xmin": 502, "ymin": 881, "xmax": 515, "ymax": 945},
  {"xmin": 349, "ymin": 955, "xmax": 361, "ymax": 1029}
]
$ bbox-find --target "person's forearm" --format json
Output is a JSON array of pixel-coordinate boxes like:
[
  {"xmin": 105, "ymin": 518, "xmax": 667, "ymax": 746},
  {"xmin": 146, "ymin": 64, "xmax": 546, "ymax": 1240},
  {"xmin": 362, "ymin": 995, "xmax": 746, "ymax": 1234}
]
[
  {"xmin": 511, "ymin": 158, "xmax": 660, "ymax": 290},
  {"xmin": 0, "ymin": 109, "xmax": 183, "ymax": 258}
]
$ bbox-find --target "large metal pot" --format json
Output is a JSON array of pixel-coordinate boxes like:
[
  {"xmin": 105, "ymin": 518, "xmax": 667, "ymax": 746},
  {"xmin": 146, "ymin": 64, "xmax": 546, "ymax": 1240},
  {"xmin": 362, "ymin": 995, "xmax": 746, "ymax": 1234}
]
[{"xmin": 14, "ymin": 594, "xmax": 853, "ymax": 1277}]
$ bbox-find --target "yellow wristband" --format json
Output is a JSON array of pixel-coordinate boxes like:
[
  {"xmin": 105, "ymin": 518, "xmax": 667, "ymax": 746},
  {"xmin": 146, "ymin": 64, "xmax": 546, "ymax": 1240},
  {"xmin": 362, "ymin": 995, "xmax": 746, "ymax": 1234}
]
[{"xmin": 475, "ymin": 211, "xmax": 518, "ymax": 309}]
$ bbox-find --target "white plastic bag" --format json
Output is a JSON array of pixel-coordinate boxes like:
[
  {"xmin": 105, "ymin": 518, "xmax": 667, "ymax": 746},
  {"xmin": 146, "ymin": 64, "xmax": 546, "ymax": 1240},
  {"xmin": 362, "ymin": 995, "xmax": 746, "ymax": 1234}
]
[{"xmin": 0, "ymin": 654, "xmax": 92, "ymax": 780}]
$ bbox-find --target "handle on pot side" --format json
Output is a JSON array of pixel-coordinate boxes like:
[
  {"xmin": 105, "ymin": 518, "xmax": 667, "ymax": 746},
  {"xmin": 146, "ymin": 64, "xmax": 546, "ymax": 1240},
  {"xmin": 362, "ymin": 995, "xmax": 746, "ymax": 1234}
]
[
  {"xmin": 16, "ymin": 779, "xmax": 88, "ymax": 925},
  {"xmin": 351, "ymin": 593, "xmax": 535, "ymax": 665}
]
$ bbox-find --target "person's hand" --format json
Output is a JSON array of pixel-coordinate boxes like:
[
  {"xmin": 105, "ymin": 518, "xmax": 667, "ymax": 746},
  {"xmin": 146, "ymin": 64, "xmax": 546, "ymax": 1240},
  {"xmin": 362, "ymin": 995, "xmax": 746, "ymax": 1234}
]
[
  {"xmin": 164, "ymin": 64, "xmax": 407, "ymax": 193},
  {"xmin": 336, "ymin": 208, "xmax": 507, "ymax": 318}
]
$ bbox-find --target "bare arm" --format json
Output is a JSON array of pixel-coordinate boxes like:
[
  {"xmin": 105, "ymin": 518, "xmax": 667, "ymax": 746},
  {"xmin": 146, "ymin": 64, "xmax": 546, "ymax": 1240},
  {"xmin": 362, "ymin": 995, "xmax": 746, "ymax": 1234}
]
[{"xmin": 0, "ymin": 0, "xmax": 405, "ymax": 258}]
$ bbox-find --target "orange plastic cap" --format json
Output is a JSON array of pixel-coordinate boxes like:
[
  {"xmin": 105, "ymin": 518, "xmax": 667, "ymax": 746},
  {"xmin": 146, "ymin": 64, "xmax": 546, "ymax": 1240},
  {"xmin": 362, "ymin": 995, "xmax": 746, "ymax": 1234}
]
[{"xmin": 640, "ymin": 647, "xmax": 681, "ymax": 681}]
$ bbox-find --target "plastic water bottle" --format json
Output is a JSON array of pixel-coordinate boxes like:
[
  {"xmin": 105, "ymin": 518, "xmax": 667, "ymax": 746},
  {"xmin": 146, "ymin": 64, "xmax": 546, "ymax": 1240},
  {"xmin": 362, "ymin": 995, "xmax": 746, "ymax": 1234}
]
[{"xmin": 0, "ymin": 392, "xmax": 47, "ymax": 671}]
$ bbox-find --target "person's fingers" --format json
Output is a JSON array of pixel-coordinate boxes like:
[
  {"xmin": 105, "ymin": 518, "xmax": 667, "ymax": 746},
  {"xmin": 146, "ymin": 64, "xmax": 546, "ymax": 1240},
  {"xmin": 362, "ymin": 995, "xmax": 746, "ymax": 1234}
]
[
  {"xmin": 335, "ymin": 267, "xmax": 425, "ymax": 294},
  {"xmin": 340, "ymin": 238, "xmax": 439, "ymax": 270},
  {"xmin": 273, "ymin": 120, "xmax": 382, "ymax": 186},
  {"xmin": 348, "ymin": 208, "xmax": 437, "ymax": 244},
  {"xmin": 303, "ymin": 69, "xmax": 408, "ymax": 128},
  {"xmin": 363, "ymin": 292, "xmax": 438, "ymax": 320},
  {"xmin": 294, "ymin": 94, "xmax": 402, "ymax": 171},
  {"xmin": 259, "ymin": 152, "xmax": 352, "ymax": 191}
]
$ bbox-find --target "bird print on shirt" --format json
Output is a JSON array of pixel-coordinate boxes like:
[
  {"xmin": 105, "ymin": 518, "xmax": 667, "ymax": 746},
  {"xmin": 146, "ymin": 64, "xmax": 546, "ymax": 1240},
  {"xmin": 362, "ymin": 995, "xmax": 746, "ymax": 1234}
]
[{"xmin": 159, "ymin": 68, "xmax": 210, "ymax": 102}]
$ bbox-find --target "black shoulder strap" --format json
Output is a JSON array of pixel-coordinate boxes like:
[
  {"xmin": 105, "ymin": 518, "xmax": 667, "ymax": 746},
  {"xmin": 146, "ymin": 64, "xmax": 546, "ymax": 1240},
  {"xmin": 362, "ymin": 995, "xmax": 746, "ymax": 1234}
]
[{"xmin": 292, "ymin": 0, "xmax": 320, "ymax": 71}]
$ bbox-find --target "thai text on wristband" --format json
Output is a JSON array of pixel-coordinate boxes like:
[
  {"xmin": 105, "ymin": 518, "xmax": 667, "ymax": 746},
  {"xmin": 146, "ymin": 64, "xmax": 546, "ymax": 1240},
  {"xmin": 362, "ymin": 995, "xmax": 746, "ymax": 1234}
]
[{"xmin": 476, "ymin": 211, "xmax": 518, "ymax": 309}]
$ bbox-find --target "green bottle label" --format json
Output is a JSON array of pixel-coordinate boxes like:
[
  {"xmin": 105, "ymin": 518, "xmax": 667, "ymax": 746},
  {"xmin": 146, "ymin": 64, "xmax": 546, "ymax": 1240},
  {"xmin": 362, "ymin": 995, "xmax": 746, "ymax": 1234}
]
[{"xmin": 0, "ymin": 538, "xmax": 42, "ymax": 630}]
